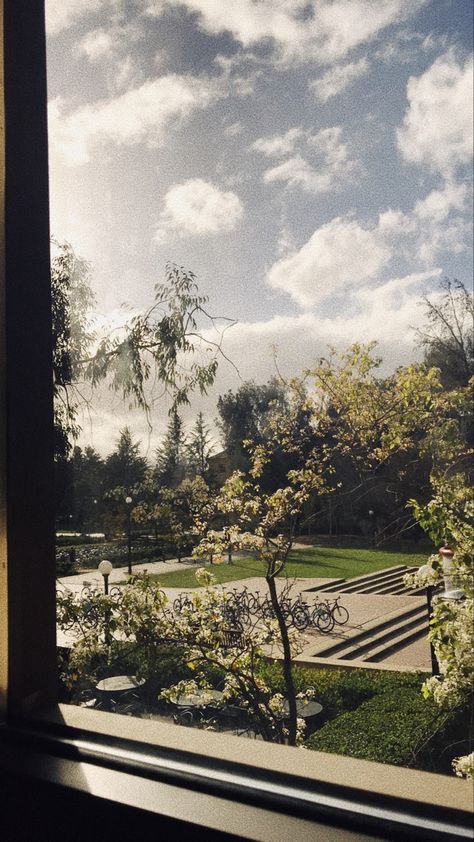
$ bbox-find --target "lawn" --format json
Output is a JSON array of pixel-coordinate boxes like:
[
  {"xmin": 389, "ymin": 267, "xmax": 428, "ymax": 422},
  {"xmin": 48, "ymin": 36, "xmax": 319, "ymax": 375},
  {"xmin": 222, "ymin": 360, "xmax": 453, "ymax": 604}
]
[{"xmin": 142, "ymin": 543, "xmax": 431, "ymax": 589}]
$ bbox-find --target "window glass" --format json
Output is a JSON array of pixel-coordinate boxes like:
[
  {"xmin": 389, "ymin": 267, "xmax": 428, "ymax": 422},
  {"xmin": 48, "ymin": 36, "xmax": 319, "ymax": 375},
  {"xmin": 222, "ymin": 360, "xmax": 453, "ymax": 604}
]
[{"xmin": 47, "ymin": 1, "xmax": 473, "ymax": 775}]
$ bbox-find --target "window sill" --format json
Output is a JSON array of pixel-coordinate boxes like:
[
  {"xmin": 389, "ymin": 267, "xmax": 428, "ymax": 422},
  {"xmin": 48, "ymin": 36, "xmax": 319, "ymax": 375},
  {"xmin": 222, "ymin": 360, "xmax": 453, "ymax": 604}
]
[{"xmin": 0, "ymin": 703, "xmax": 472, "ymax": 841}]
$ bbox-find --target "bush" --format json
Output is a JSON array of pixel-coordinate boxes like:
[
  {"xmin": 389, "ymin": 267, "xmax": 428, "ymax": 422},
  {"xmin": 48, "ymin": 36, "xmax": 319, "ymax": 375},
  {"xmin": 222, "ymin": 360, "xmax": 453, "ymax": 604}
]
[
  {"xmin": 257, "ymin": 662, "xmax": 424, "ymax": 722},
  {"xmin": 305, "ymin": 687, "xmax": 449, "ymax": 768}
]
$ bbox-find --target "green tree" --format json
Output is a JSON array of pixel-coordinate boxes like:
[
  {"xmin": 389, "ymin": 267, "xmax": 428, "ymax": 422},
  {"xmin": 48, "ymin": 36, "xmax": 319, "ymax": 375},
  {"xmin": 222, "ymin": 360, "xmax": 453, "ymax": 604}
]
[
  {"xmin": 154, "ymin": 408, "xmax": 187, "ymax": 489},
  {"xmin": 186, "ymin": 411, "xmax": 214, "ymax": 479},
  {"xmin": 70, "ymin": 445, "xmax": 105, "ymax": 530},
  {"xmin": 103, "ymin": 427, "xmax": 148, "ymax": 493},
  {"xmin": 102, "ymin": 428, "xmax": 149, "ymax": 536},
  {"xmin": 217, "ymin": 379, "xmax": 288, "ymax": 473},
  {"xmin": 52, "ymin": 242, "xmax": 95, "ymax": 457},
  {"xmin": 51, "ymin": 243, "xmax": 229, "ymax": 457}
]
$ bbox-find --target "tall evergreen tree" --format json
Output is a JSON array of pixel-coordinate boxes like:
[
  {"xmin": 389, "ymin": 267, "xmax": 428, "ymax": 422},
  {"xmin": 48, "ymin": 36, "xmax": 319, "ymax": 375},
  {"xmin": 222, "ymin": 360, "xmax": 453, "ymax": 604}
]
[
  {"xmin": 186, "ymin": 411, "xmax": 214, "ymax": 479},
  {"xmin": 103, "ymin": 427, "xmax": 148, "ymax": 494},
  {"xmin": 155, "ymin": 409, "xmax": 187, "ymax": 489}
]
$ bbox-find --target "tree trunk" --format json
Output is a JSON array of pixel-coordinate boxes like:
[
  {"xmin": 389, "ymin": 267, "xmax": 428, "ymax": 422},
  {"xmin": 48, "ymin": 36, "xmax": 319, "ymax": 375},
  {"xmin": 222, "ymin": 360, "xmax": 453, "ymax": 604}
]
[{"xmin": 266, "ymin": 574, "xmax": 298, "ymax": 746}]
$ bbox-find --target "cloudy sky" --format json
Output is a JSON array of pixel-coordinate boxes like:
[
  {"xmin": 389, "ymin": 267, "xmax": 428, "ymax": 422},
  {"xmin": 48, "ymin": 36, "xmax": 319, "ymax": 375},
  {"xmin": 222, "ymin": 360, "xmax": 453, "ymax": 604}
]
[{"xmin": 46, "ymin": 0, "xmax": 473, "ymax": 455}]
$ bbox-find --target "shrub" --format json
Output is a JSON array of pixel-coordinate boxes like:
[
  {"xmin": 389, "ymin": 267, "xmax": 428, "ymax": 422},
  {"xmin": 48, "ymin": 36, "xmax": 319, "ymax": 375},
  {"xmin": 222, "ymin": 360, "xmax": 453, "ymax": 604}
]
[
  {"xmin": 305, "ymin": 687, "xmax": 450, "ymax": 768},
  {"xmin": 257, "ymin": 663, "xmax": 425, "ymax": 721}
]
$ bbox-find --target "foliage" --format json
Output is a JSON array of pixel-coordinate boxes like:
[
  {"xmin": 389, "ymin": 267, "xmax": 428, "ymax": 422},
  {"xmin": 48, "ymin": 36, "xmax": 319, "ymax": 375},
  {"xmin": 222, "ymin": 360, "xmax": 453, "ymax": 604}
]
[
  {"xmin": 258, "ymin": 662, "xmax": 423, "ymax": 719},
  {"xmin": 404, "ymin": 469, "xmax": 473, "ymax": 777},
  {"xmin": 154, "ymin": 408, "xmax": 187, "ymax": 489},
  {"xmin": 305, "ymin": 687, "xmax": 462, "ymax": 771},
  {"xmin": 51, "ymin": 245, "xmax": 229, "ymax": 457},
  {"xmin": 186, "ymin": 411, "xmax": 214, "ymax": 479},
  {"xmin": 217, "ymin": 378, "xmax": 290, "ymax": 483},
  {"xmin": 57, "ymin": 571, "xmax": 314, "ymax": 745}
]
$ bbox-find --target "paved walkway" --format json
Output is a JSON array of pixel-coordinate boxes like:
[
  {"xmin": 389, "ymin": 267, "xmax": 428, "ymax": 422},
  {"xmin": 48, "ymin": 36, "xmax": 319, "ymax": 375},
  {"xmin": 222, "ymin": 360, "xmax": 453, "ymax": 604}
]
[
  {"xmin": 57, "ymin": 556, "xmax": 199, "ymax": 592},
  {"xmin": 57, "ymin": 561, "xmax": 431, "ymax": 671}
]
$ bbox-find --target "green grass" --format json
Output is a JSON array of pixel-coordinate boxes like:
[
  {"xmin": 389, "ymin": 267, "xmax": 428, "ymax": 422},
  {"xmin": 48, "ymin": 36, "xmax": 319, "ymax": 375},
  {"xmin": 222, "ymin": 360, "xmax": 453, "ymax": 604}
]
[{"xmin": 141, "ymin": 543, "xmax": 430, "ymax": 588}]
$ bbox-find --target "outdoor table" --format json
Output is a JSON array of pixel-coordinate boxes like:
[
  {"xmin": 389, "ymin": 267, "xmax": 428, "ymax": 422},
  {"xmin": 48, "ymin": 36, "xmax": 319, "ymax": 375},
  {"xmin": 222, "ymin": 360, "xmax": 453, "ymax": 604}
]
[
  {"xmin": 173, "ymin": 689, "xmax": 224, "ymax": 727},
  {"xmin": 96, "ymin": 675, "xmax": 146, "ymax": 693},
  {"xmin": 175, "ymin": 689, "xmax": 224, "ymax": 709},
  {"xmin": 282, "ymin": 699, "xmax": 323, "ymax": 720}
]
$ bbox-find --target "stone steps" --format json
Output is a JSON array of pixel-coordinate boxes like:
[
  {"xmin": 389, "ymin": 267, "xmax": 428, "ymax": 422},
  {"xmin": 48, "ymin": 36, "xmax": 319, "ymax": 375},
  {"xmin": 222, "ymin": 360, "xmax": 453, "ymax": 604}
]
[
  {"xmin": 308, "ymin": 564, "xmax": 418, "ymax": 596},
  {"xmin": 312, "ymin": 601, "xmax": 427, "ymax": 661}
]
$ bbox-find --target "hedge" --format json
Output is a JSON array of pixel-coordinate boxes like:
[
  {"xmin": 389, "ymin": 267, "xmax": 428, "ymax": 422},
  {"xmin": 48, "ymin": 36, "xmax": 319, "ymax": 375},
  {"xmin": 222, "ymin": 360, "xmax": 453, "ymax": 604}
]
[
  {"xmin": 305, "ymin": 686, "xmax": 449, "ymax": 767},
  {"xmin": 257, "ymin": 662, "xmax": 424, "ymax": 722}
]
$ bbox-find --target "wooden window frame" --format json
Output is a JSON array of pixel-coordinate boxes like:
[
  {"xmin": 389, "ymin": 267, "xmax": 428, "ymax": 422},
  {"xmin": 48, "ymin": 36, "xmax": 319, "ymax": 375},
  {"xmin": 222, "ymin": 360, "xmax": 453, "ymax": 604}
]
[{"xmin": 0, "ymin": 4, "xmax": 472, "ymax": 839}]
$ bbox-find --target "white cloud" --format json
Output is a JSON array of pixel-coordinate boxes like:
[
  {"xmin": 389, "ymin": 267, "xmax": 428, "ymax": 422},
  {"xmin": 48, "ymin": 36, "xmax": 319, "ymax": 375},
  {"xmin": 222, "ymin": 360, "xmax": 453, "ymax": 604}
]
[
  {"xmin": 252, "ymin": 127, "xmax": 304, "ymax": 157},
  {"xmin": 266, "ymin": 174, "xmax": 470, "ymax": 308},
  {"xmin": 259, "ymin": 126, "xmax": 361, "ymax": 195},
  {"xmin": 224, "ymin": 122, "xmax": 245, "ymax": 137},
  {"xmin": 375, "ymin": 28, "xmax": 449, "ymax": 64},
  {"xmin": 146, "ymin": 0, "xmax": 426, "ymax": 65},
  {"xmin": 397, "ymin": 51, "xmax": 474, "ymax": 176},
  {"xmin": 154, "ymin": 178, "xmax": 243, "ymax": 240},
  {"xmin": 46, "ymin": 0, "xmax": 112, "ymax": 35},
  {"xmin": 48, "ymin": 73, "xmax": 222, "ymax": 166},
  {"xmin": 310, "ymin": 57, "xmax": 369, "ymax": 102},
  {"xmin": 267, "ymin": 217, "xmax": 391, "ymax": 307},
  {"xmin": 78, "ymin": 28, "xmax": 114, "ymax": 61}
]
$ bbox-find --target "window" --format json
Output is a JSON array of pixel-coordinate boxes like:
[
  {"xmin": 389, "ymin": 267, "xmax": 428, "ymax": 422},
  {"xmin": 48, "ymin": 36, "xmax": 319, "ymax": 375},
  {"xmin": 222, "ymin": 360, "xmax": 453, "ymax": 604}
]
[{"xmin": 1, "ymin": 4, "xmax": 473, "ymax": 840}]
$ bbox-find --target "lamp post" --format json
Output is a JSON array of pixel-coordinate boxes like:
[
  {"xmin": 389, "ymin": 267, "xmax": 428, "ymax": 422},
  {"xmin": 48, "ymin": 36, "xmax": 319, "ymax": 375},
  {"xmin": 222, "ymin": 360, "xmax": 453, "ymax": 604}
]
[
  {"xmin": 439, "ymin": 546, "xmax": 463, "ymax": 601},
  {"xmin": 98, "ymin": 559, "xmax": 113, "ymax": 595},
  {"xmin": 98, "ymin": 559, "xmax": 113, "ymax": 646},
  {"xmin": 368, "ymin": 509, "xmax": 375, "ymax": 545},
  {"xmin": 125, "ymin": 496, "xmax": 133, "ymax": 576},
  {"xmin": 418, "ymin": 564, "xmax": 440, "ymax": 676}
]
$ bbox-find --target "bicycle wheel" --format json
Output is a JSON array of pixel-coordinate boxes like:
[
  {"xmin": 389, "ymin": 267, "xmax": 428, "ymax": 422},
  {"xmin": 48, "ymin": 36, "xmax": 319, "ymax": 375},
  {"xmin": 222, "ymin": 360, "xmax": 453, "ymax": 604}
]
[
  {"xmin": 313, "ymin": 607, "xmax": 334, "ymax": 633},
  {"xmin": 292, "ymin": 607, "xmax": 310, "ymax": 630},
  {"xmin": 333, "ymin": 604, "xmax": 349, "ymax": 625}
]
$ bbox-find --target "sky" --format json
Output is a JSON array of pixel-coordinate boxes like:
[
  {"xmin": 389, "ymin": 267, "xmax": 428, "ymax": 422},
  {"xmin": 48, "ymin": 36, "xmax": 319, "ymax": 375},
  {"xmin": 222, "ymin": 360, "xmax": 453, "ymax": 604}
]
[{"xmin": 45, "ymin": 0, "xmax": 473, "ymax": 456}]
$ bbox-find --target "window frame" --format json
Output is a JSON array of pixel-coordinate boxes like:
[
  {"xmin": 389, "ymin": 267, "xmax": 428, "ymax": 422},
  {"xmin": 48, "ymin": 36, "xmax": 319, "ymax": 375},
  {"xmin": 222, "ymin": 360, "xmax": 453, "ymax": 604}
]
[{"xmin": 0, "ymin": 4, "xmax": 472, "ymax": 839}]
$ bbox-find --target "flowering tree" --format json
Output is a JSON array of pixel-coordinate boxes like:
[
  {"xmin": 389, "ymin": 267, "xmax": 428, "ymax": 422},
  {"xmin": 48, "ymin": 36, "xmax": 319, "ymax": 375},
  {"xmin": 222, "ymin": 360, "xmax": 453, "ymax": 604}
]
[
  {"xmin": 57, "ymin": 570, "xmax": 314, "ymax": 744},
  {"xmin": 193, "ymin": 344, "xmax": 472, "ymax": 745},
  {"xmin": 404, "ymin": 472, "xmax": 474, "ymax": 778}
]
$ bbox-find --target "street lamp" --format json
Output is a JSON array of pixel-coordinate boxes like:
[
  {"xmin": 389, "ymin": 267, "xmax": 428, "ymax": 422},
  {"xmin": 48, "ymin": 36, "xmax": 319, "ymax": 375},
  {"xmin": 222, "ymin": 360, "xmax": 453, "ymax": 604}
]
[
  {"xmin": 418, "ymin": 564, "xmax": 440, "ymax": 676},
  {"xmin": 368, "ymin": 509, "xmax": 375, "ymax": 545},
  {"xmin": 439, "ymin": 546, "xmax": 464, "ymax": 601},
  {"xmin": 98, "ymin": 559, "xmax": 113, "ymax": 595},
  {"xmin": 125, "ymin": 496, "xmax": 133, "ymax": 576}
]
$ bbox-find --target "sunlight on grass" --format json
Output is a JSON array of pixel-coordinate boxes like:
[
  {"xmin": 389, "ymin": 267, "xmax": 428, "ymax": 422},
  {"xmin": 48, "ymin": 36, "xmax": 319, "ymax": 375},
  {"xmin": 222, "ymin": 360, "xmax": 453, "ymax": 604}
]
[{"xmin": 144, "ymin": 545, "xmax": 429, "ymax": 588}]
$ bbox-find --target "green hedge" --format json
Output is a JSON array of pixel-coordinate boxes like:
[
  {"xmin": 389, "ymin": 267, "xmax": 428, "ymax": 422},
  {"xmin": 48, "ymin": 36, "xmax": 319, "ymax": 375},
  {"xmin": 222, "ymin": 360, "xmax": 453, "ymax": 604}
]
[
  {"xmin": 305, "ymin": 686, "xmax": 448, "ymax": 767},
  {"xmin": 257, "ymin": 662, "xmax": 424, "ymax": 721}
]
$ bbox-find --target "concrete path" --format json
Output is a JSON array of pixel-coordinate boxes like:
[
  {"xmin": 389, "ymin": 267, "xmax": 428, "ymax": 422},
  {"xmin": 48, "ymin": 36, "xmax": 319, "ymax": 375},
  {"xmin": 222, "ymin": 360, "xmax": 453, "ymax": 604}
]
[{"xmin": 57, "ymin": 563, "xmax": 432, "ymax": 672}]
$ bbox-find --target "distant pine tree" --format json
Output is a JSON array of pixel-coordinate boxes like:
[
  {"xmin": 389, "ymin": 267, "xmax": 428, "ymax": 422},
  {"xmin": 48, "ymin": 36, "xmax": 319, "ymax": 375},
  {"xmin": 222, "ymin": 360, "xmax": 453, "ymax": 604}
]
[
  {"xmin": 186, "ymin": 411, "xmax": 214, "ymax": 479},
  {"xmin": 155, "ymin": 409, "xmax": 187, "ymax": 489}
]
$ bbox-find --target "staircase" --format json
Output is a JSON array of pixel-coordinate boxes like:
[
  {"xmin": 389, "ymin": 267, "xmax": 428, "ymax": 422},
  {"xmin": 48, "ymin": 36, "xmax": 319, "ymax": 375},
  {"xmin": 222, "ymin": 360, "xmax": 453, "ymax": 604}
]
[
  {"xmin": 299, "ymin": 565, "xmax": 430, "ymax": 666},
  {"xmin": 310, "ymin": 600, "xmax": 428, "ymax": 663},
  {"xmin": 307, "ymin": 565, "xmax": 418, "ymax": 597}
]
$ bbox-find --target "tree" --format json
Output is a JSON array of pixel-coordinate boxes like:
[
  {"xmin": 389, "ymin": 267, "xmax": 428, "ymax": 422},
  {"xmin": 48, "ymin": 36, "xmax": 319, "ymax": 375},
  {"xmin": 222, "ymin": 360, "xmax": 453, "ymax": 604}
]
[
  {"xmin": 404, "ymin": 473, "xmax": 473, "ymax": 778},
  {"xmin": 102, "ymin": 428, "xmax": 149, "ymax": 536},
  {"xmin": 51, "ymin": 241, "xmax": 95, "ymax": 458},
  {"xmin": 417, "ymin": 279, "xmax": 474, "ymax": 389},
  {"xmin": 69, "ymin": 445, "xmax": 105, "ymax": 530},
  {"xmin": 103, "ymin": 427, "xmax": 148, "ymax": 493},
  {"xmin": 51, "ymin": 242, "xmax": 231, "ymax": 457},
  {"xmin": 154, "ymin": 408, "xmax": 187, "ymax": 489},
  {"xmin": 217, "ymin": 378, "xmax": 313, "ymax": 493},
  {"xmin": 217, "ymin": 379, "xmax": 288, "ymax": 475},
  {"xmin": 186, "ymin": 411, "xmax": 214, "ymax": 479}
]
